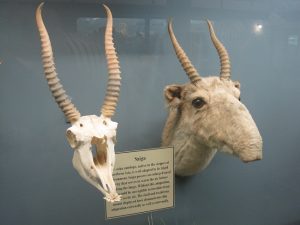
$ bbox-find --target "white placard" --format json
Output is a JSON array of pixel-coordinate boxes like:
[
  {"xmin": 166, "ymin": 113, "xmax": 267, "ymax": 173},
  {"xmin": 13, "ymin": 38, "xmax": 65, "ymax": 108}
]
[{"xmin": 106, "ymin": 147, "xmax": 174, "ymax": 219}]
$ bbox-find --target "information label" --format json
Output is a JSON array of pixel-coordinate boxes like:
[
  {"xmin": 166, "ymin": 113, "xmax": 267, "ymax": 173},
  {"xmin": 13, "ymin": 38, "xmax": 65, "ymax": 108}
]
[{"xmin": 106, "ymin": 147, "xmax": 174, "ymax": 219}]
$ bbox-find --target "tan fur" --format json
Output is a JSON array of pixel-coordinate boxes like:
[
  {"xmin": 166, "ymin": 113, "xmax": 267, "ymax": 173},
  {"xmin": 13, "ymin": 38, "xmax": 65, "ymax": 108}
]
[{"xmin": 162, "ymin": 77, "xmax": 262, "ymax": 176}]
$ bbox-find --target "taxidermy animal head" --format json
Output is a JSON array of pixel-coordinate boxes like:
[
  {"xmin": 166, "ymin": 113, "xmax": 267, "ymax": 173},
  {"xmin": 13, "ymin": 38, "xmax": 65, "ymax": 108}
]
[
  {"xmin": 36, "ymin": 3, "xmax": 121, "ymax": 202},
  {"xmin": 162, "ymin": 20, "xmax": 263, "ymax": 176}
]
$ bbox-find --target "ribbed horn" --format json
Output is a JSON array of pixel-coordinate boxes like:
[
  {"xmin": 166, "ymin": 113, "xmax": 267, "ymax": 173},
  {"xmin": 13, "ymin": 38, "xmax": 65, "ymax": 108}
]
[
  {"xmin": 36, "ymin": 2, "xmax": 81, "ymax": 124},
  {"xmin": 168, "ymin": 19, "xmax": 201, "ymax": 84},
  {"xmin": 101, "ymin": 5, "xmax": 121, "ymax": 118},
  {"xmin": 207, "ymin": 20, "xmax": 231, "ymax": 80}
]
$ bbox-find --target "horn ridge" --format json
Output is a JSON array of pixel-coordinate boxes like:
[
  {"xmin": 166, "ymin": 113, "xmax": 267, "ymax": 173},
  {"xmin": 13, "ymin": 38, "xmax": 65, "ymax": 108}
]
[
  {"xmin": 168, "ymin": 19, "xmax": 201, "ymax": 84},
  {"xmin": 101, "ymin": 4, "xmax": 121, "ymax": 118},
  {"xmin": 36, "ymin": 2, "xmax": 81, "ymax": 123},
  {"xmin": 206, "ymin": 20, "xmax": 231, "ymax": 80}
]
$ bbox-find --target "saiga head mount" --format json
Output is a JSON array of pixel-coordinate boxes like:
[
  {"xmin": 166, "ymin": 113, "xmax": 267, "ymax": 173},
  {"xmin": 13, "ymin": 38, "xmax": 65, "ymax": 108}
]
[
  {"xmin": 163, "ymin": 20, "xmax": 263, "ymax": 176},
  {"xmin": 36, "ymin": 3, "xmax": 121, "ymax": 202}
]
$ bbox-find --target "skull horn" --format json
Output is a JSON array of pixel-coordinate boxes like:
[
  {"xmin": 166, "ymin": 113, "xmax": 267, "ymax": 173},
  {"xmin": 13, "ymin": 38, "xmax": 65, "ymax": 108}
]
[
  {"xmin": 36, "ymin": 2, "xmax": 81, "ymax": 124},
  {"xmin": 207, "ymin": 20, "xmax": 231, "ymax": 80},
  {"xmin": 101, "ymin": 5, "xmax": 121, "ymax": 118},
  {"xmin": 168, "ymin": 19, "xmax": 201, "ymax": 84}
]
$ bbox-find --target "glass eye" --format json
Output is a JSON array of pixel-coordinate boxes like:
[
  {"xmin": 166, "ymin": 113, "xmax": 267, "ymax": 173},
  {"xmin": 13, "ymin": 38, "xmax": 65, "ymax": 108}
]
[{"xmin": 192, "ymin": 97, "xmax": 205, "ymax": 108}]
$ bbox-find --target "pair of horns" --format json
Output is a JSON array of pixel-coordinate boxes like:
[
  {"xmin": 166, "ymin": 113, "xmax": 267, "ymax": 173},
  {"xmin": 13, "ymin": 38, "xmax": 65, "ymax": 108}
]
[
  {"xmin": 168, "ymin": 19, "xmax": 231, "ymax": 82},
  {"xmin": 36, "ymin": 3, "xmax": 121, "ymax": 124}
]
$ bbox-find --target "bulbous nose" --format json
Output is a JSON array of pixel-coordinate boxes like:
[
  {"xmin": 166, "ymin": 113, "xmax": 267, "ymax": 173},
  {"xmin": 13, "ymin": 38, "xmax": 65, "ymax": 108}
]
[
  {"xmin": 238, "ymin": 135, "xmax": 263, "ymax": 163},
  {"xmin": 218, "ymin": 98, "xmax": 263, "ymax": 163},
  {"xmin": 239, "ymin": 150, "xmax": 263, "ymax": 163}
]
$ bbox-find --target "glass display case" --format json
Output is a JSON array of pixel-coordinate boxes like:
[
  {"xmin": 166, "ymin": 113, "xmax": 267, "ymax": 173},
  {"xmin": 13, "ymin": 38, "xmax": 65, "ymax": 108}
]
[{"xmin": 1, "ymin": 1, "xmax": 300, "ymax": 225}]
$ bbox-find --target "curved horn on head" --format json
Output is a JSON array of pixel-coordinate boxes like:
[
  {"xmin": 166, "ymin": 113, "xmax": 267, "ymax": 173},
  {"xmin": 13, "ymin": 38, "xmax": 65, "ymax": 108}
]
[
  {"xmin": 168, "ymin": 19, "xmax": 201, "ymax": 84},
  {"xmin": 207, "ymin": 20, "xmax": 231, "ymax": 80},
  {"xmin": 101, "ymin": 5, "xmax": 121, "ymax": 118},
  {"xmin": 36, "ymin": 2, "xmax": 81, "ymax": 124}
]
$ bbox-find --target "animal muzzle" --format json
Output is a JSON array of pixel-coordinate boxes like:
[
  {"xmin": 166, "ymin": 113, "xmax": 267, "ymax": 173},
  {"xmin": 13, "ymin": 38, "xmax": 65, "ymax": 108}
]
[
  {"xmin": 235, "ymin": 110, "xmax": 262, "ymax": 163},
  {"xmin": 221, "ymin": 125, "xmax": 262, "ymax": 163},
  {"xmin": 235, "ymin": 135, "xmax": 263, "ymax": 163},
  {"xmin": 218, "ymin": 102, "xmax": 263, "ymax": 163}
]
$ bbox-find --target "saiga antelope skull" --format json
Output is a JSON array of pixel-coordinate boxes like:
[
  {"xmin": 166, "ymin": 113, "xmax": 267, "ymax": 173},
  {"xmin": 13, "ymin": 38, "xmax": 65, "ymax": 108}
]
[
  {"xmin": 36, "ymin": 3, "xmax": 121, "ymax": 202},
  {"xmin": 162, "ymin": 20, "xmax": 263, "ymax": 176}
]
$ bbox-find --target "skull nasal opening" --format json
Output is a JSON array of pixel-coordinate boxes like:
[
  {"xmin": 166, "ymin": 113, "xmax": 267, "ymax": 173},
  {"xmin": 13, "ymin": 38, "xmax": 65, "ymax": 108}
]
[{"xmin": 91, "ymin": 136, "xmax": 108, "ymax": 166}]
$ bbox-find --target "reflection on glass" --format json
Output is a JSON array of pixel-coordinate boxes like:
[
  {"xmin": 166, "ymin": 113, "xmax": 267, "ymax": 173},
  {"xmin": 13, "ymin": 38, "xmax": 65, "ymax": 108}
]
[
  {"xmin": 254, "ymin": 23, "xmax": 263, "ymax": 34},
  {"xmin": 77, "ymin": 17, "xmax": 171, "ymax": 54},
  {"xmin": 150, "ymin": 19, "xmax": 166, "ymax": 38},
  {"xmin": 77, "ymin": 17, "xmax": 147, "ymax": 53},
  {"xmin": 288, "ymin": 35, "xmax": 298, "ymax": 46},
  {"xmin": 77, "ymin": 17, "xmax": 145, "ymax": 38}
]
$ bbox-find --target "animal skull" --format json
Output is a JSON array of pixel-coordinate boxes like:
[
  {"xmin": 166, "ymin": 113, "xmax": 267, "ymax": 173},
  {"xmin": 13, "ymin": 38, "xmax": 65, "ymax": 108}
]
[
  {"xmin": 66, "ymin": 115, "xmax": 120, "ymax": 202},
  {"xmin": 162, "ymin": 19, "xmax": 263, "ymax": 176},
  {"xmin": 36, "ymin": 3, "xmax": 121, "ymax": 202}
]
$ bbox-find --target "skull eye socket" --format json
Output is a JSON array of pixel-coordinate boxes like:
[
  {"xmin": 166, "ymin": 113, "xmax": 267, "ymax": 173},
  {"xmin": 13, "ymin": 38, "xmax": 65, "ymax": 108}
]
[
  {"xmin": 80, "ymin": 123, "xmax": 83, "ymax": 127},
  {"xmin": 192, "ymin": 97, "xmax": 206, "ymax": 108},
  {"xmin": 66, "ymin": 130, "xmax": 78, "ymax": 148}
]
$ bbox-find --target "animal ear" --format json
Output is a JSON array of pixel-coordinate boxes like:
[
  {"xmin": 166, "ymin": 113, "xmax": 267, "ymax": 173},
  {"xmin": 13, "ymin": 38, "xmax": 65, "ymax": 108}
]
[
  {"xmin": 164, "ymin": 84, "xmax": 183, "ymax": 107},
  {"xmin": 233, "ymin": 81, "xmax": 241, "ymax": 89}
]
